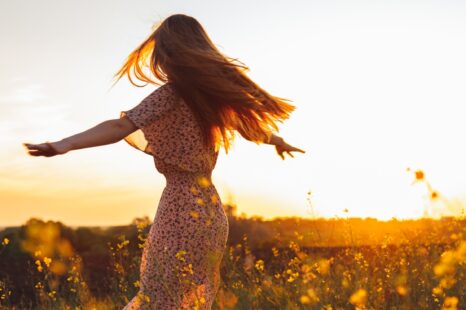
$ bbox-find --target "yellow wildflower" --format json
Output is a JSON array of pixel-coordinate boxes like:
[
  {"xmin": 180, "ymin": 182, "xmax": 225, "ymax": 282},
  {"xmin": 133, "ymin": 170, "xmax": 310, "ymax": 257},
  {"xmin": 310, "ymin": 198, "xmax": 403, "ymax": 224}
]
[
  {"xmin": 396, "ymin": 285, "xmax": 407, "ymax": 296},
  {"xmin": 301, "ymin": 264, "xmax": 311, "ymax": 273},
  {"xmin": 47, "ymin": 290, "xmax": 57, "ymax": 300},
  {"xmin": 432, "ymin": 286, "xmax": 443, "ymax": 296},
  {"xmin": 317, "ymin": 259, "xmax": 330, "ymax": 275},
  {"xmin": 299, "ymin": 295, "xmax": 310, "ymax": 304},
  {"xmin": 35, "ymin": 260, "xmax": 43, "ymax": 272},
  {"xmin": 254, "ymin": 259, "xmax": 265, "ymax": 272},
  {"xmin": 43, "ymin": 257, "xmax": 52, "ymax": 267},
  {"xmin": 190, "ymin": 210, "xmax": 200, "ymax": 219},
  {"xmin": 349, "ymin": 288, "xmax": 367, "ymax": 307},
  {"xmin": 307, "ymin": 288, "xmax": 320, "ymax": 303},
  {"xmin": 175, "ymin": 250, "xmax": 187, "ymax": 262},
  {"xmin": 442, "ymin": 296, "xmax": 459, "ymax": 310},
  {"xmin": 181, "ymin": 263, "xmax": 194, "ymax": 276},
  {"xmin": 197, "ymin": 176, "xmax": 210, "ymax": 187}
]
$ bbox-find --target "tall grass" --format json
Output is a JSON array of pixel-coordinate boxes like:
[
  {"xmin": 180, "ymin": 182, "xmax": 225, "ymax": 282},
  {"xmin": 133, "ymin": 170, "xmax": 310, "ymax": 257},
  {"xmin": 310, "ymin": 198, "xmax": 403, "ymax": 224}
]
[{"xmin": 0, "ymin": 169, "xmax": 464, "ymax": 309}]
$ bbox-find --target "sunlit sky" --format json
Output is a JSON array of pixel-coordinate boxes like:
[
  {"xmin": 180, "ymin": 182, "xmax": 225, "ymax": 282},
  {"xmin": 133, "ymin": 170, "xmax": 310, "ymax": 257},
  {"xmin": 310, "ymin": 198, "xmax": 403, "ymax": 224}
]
[{"xmin": 1, "ymin": 0, "xmax": 465, "ymax": 227}]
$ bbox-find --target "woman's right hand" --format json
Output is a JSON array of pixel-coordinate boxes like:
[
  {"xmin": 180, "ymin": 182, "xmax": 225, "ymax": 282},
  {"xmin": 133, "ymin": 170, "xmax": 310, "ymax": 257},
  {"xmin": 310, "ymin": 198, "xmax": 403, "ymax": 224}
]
[{"xmin": 23, "ymin": 141, "xmax": 71, "ymax": 157}]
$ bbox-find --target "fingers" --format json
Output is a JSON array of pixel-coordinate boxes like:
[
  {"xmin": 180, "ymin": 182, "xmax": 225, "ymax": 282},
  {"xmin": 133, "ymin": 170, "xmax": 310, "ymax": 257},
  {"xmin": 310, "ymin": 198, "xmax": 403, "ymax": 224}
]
[
  {"xmin": 26, "ymin": 150, "xmax": 43, "ymax": 156},
  {"xmin": 289, "ymin": 145, "xmax": 306, "ymax": 153},
  {"xmin": 24, "ymin": 143, "xmax": 47, "ymax": 151},
  {"xmin": 277, "ymin": 150, "xmax": 292, "ymax": 160},
  {"xmin": 27, "ymin": 149, "xmax": 50, "ymax": 157},
  {"xmin": 28, "ymin": 151, "xmax": 47, "ymax": 157},
  {"xmin": 276, "ymin": 149, "xmax": 285, "ymax": 160},
  {"xmin": 279, "ymin": 149, "xmax": 305, "ymax": 160},
  {"xmin": 275, "ymin": 144, "xmax": 306, "ymax": 160},
  {"xmin": 23, "ymin": 142, "xmax": 54, "ymax": 157},
  {"xmin": 23, "ymin": 143, "xmax": 40, "ymax": 151}
]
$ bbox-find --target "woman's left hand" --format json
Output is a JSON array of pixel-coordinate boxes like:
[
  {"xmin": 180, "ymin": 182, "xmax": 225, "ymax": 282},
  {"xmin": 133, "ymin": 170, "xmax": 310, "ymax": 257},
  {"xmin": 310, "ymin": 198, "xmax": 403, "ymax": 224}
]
[
  {"xmin": 275, "ymin": 140, "xmax": 306, "ymax": 160},
  {"xmin": 23, "ymin": 141, "xmax": 70, "ymax": 157}
]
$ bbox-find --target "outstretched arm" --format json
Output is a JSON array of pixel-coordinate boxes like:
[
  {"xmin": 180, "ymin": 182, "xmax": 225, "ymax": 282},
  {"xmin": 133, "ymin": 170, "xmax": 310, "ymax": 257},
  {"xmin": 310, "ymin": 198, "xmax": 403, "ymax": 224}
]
[{"xmin": 23, "ymin": 117, "xmax": 138, "ymax": 157}]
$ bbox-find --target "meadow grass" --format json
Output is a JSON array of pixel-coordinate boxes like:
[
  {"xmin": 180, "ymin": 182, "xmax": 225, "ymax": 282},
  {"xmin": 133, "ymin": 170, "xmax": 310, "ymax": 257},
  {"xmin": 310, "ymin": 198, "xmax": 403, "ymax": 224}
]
[{"xmin": 0, "ymin": 169, "xmax": 464, "ymax": 309}]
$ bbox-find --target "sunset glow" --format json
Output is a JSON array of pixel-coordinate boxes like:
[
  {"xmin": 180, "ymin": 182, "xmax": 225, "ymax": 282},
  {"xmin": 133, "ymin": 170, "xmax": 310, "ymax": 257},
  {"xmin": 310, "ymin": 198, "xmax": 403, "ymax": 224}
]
[{"xmin": 1, "ymin": 0, "xmax": 466, "ymax": 226}]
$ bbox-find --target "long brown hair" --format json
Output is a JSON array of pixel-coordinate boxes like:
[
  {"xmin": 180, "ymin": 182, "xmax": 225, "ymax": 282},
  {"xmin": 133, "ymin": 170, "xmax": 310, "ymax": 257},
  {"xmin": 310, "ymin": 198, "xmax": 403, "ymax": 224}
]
[{"xmin": 113, "ymin": 14, "xmax": 295, "ymax": 153}]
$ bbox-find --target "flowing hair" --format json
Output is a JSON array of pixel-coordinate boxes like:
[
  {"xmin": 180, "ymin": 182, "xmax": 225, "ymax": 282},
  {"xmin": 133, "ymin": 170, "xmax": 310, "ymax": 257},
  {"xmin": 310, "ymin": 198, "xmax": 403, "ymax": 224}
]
[{"xmin": 113, "ymin": 14, "xmax": 296, "ymax": 153}]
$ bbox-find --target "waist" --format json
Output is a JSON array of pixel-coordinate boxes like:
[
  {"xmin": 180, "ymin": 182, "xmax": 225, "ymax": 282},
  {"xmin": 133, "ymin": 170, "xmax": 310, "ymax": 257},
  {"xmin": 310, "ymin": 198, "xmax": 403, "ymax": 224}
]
[{"xmin": 163, "ymin": 169, "xmax": 213, "ymax": 185}]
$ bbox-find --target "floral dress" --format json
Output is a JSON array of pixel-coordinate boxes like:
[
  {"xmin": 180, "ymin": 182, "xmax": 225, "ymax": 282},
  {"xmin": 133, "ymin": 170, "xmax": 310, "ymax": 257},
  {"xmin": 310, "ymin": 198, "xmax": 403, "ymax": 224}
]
[{"xmin": 120, "ymin": 83, "xmax": 229, "ymax": 309}]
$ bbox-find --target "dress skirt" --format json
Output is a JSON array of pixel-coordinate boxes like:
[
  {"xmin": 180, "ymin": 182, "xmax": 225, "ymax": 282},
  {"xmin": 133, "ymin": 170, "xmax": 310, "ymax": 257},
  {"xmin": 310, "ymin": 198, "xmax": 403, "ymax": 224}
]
[{"xmin": 123, "ymin": 169, "xmax": 229, "ymax": 309}]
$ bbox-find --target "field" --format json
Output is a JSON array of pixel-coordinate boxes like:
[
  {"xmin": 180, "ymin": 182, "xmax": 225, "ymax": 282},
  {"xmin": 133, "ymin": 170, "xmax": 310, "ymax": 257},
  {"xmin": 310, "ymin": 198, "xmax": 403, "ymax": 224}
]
[
  {"xmin": 0, "ymin": 171, "xmax": 465, "ymax": 309},
  {"xmin": 0, "ymin": 211, "xmax": 465, "ymax": 309}
]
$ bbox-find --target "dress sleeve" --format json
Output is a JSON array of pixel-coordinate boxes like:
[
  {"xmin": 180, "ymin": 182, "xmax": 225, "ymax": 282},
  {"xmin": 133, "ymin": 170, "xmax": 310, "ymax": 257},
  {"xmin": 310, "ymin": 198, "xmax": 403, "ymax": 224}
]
[{"xmin": 120, "ymin": 83, "xmax": 176, "ymax": 155}]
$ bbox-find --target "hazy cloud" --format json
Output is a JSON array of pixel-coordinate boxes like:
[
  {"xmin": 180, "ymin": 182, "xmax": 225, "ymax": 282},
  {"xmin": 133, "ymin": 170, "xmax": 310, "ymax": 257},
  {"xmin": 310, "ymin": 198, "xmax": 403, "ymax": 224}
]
[{"xmin": 0, "ymin": 83, "xmax": 46, "ymax": 104}]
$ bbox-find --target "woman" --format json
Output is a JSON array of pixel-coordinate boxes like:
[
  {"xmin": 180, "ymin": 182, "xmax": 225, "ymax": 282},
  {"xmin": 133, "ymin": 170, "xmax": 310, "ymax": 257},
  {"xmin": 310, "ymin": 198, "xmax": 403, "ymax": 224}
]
[{"xmin": 23, "ymin": 14, "xmax": 305, "ymax": 310}]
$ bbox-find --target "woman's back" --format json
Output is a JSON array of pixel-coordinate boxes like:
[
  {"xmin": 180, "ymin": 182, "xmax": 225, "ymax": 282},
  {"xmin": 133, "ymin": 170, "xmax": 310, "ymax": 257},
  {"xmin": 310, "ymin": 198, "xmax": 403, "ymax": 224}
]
[{"xmin": 120, "ymin": 83, "xmax": 219, "ymax": 174}]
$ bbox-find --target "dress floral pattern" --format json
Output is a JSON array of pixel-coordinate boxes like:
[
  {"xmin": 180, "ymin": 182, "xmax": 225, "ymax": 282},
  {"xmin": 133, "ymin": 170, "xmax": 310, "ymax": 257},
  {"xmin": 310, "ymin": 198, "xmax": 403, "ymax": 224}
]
[{"xmin": 120, "ymin": 83, "xmax": 229, "ymax": 309}]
